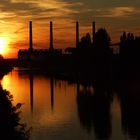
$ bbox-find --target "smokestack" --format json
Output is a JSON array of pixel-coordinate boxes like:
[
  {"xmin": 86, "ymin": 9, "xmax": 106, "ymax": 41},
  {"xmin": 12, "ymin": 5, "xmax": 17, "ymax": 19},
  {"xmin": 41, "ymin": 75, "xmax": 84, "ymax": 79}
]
[
  {"xmin": 50, "ymin": 21, "xmax": 53, "ymax": 51},
  {"xmin": 29, "ymin": 21, "xmax": 33, "ymax": 51},
  {"xmin": 92, "ymin": 21, "xmax": 95, "ymax": 44},
  {"xmin": 76, "ymin": 21, "xmax": 79, "ymax": 48}
]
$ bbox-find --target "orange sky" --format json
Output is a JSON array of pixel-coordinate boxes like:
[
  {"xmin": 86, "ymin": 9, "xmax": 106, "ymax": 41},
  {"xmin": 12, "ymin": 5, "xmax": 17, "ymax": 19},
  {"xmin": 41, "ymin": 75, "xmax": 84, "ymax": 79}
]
[{"xmin": 0, "ymin": 0, "xmax": 140, "ymax": 58}]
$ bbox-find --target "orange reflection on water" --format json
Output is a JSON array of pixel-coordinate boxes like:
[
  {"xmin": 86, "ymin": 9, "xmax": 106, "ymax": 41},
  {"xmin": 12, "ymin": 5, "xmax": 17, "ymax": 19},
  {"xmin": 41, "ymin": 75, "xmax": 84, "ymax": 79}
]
[
  {"xmin": 1, "ymin": 70, "xmax": 30, "ymax": 106},
  {"xmin": 1, "ymin": 69, "xmax": 77, "ymax": 129},
  {"xmin": 32, "ymin": 77, "xmax": 77, "ymax": 128}
]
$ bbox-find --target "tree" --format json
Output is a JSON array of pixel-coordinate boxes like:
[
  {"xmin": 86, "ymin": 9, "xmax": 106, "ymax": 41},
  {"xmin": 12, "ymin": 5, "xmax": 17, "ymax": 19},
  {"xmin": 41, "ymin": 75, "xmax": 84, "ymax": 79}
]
[
  {"xmin": 93, "ymin": 28, "xmax": 112, "ymax": 82},
  {"xmin": 0, "ymin": 54, "xmax": 4, "ymax": 60},
  {"xmin": 94, "ymin": 28, "xmax": 111, "ymax": 50},
  {"xmin": 79, "ymin": 33, "xmax": 92, "ymax": 48},
  {"xmin": 0, "ymin": 85, "xmax": 30, "ymax": 140}
]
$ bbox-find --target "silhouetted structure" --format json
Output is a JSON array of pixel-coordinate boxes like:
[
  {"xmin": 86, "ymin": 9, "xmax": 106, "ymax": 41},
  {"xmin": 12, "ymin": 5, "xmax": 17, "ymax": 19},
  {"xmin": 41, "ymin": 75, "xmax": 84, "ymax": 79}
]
[
  {"xmin": 29, "ymin": 21, "xmax": 33, "ymax": 52},
  {"xmin": 15, "ymin": 20, "xmax": 140, "ymax": 82},
  {"xmin": 16, "ymin": 21, "xmax": 125, "ymax": 84},
  {"xmin": 76, "ymin": 21, "xmax": 79, "ymax": 48},
  {"xmin": 49, "ymin": 21, "xmax": 54, "ymax": 51},
  {"xmin": 18, "ymin": 21, "xmax": 62, "ymax": 65},
  {"xmin": 72, "ymin": 27, "xmax": 113, "ymax": 85},
  {"xmin": 92, "ymin": 21, "xmax": 95, "ymax": 44}
]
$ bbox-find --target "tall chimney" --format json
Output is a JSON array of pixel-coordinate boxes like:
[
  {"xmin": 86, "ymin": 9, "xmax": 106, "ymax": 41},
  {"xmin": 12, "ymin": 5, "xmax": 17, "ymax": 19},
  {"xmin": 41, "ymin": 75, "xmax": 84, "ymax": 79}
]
[
  {"xmin": 29, "ymin": 21, "xmax": 33, "ymax": 51},
  {"xmin": 50, "ymin": 21, "xmax": 53, "ymax": 51},
  {"xmin": 76, "ymin": 21, "xmax": 79, "ymax": 48},
  {"xmin": 92, "ymin": 21, "xmax": 95, "ymax": 44}
]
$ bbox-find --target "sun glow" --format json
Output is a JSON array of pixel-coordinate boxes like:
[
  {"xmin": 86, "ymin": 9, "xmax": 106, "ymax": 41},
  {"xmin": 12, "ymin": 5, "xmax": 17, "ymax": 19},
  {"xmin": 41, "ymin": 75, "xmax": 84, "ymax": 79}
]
[{"xmin": 0, "ymin": 36, "xmax": 9, "ymax": 55}]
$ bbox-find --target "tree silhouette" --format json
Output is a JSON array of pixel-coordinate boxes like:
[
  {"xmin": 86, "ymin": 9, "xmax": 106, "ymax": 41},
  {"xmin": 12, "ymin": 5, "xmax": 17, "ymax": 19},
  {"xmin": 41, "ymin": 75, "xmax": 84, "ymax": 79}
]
[
  {"xmin": 0, "ymin": 54, "xmax": 12, "ymax": 78},
  {"xmin": 93, "ymin": 28, "xmax": 112, "ymax": 83},
  {"xmin": 94, "ymin": 28, "xmax": 111, "ymax": 50},
  {"xmin": 79, "ymin": 33, "xmax": 92, "ymax": 48},
  {"xmin": 0, "ymin": 54, "xmax": 4, "ymax": 60},
  {"xmin": 120, "ymin": 32, "xmax": 140, "ymax": 78},
  {"xmin": 0, "ymin": 85, "xmax": 30, "ymax": 140}
]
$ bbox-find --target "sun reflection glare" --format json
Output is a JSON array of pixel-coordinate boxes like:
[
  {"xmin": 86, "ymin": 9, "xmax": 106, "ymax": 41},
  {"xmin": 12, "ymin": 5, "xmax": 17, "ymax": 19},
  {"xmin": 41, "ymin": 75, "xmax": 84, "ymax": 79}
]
[{"xmin": 1, "ymin": 74, "xmax": 11, "ymax": 89}]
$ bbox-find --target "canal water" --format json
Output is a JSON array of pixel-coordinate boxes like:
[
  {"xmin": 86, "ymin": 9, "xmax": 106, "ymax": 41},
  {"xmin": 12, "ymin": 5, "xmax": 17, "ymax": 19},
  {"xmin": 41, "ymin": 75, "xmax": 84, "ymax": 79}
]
[{"xmin": 1, "ymin": 68, "xmax": 140, "ymax": 140}]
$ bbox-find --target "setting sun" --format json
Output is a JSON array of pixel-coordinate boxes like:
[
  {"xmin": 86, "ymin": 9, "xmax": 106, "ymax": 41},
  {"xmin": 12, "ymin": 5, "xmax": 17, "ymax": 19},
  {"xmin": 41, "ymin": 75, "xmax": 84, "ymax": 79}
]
[{"xmin": 0, "ymin": 36, "xmax": 9, "ymax": 55}]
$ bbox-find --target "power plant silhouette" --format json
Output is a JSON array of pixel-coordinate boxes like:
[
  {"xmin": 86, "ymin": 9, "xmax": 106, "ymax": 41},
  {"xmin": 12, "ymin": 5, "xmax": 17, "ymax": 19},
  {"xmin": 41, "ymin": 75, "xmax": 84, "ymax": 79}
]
[
  {"xmin": 18, "ymin": 21, "xmax": 96, "ymax": 62},
  {"xmin": 18, "ymin": 21, "xmax": 62, "ymax": 61}
]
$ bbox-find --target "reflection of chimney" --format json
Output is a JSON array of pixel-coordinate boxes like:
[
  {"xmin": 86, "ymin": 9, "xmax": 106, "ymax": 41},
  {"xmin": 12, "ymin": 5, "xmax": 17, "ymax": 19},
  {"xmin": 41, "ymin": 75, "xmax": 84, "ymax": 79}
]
[
  {"xmin": 30, "ymin": 73, "xmax": 33, "ymax": 114},
  {"xmin": 76, "ymin": 21, "xmax": 79, "ymax": 48},
  {"xmin": 92, "ymin": 21, "xmax": 95, "ymax": 44},
  {"xmin": 50, "ymin": 77, "xmax": 54, "ymax": 112},
  {"xmin": 50, "ymin": 21, "xmax": 53, "ymax": 51},
  {"xmin": 29, "ymin": 21, "xmax": 33, "ymax": 51}
]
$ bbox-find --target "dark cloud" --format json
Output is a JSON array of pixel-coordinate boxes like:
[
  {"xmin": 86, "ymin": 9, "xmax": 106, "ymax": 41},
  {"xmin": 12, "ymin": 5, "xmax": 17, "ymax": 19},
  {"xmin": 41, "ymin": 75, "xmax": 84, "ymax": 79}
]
[
  {"xmin": 0, "ymin": 1, "xmax": 53, "ymax": 21},
  {"xmin": 0, "ymin": 0, "xmax": 82, "ymax": 21},
  {"xmin": 0, "ymin": 0, "xmax": 139, "ymax": 23}
]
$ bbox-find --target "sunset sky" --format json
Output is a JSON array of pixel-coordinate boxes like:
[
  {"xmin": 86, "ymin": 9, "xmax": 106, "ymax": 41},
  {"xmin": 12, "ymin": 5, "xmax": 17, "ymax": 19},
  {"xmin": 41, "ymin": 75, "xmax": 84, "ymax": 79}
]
[{"xmin": 0, "ymin": 0, "xmax": 140, "ymax": 58}]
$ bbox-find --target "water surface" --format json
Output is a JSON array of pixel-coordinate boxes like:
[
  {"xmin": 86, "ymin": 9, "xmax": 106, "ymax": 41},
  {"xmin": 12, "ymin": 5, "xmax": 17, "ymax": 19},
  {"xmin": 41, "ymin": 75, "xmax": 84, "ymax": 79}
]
[{"xmin": 1, "ymin": 69, "xmax": 140, "ymax": 140}]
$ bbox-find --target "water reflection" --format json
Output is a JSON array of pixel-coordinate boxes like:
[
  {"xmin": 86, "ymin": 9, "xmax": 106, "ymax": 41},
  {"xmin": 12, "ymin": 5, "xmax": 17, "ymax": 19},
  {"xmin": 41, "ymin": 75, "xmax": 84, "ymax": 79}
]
[
  {"xmin": 29, "ymin": 72, "xmax": 55, "ymax": 113},
  {"xmin": 29, "ymin": 73, "xmax": 33, "ymax": 114},
  {"xmin": 50, "ymin": 76, "xmax": 54, "ymax": 112},
  {"xmin": 119, "ymin": 80, "xmax": 140, "ymax": 139},
  {"xmin": 9, "ymin": 69, "xmax": 78, "ymax": 140},
  {"xmin": 2, "ymin": 69, "xmax": 140, "ymax": 140},
  {"xmin": 0, "ymin": 84, "xmax": 30, "ymax": 140},
  {"xmin": 77, "ymin": 80, "xmax": 140, "ymax": 140},
  {"xmin": 77, "ymin": 84, "xmax": 113, "ymax": 139}
]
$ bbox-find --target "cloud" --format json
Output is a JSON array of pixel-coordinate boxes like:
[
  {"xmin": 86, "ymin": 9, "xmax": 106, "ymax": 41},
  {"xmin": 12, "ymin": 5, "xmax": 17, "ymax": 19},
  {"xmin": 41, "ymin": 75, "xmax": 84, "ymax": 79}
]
[
  {"xmin": 0, "ymin": 0, "xmax": 83, "ymax": 21},
  {"xmin": 0, "ymin": 0, "xmax": 138, "ymax": 24},
  {"xmin": 0, "ymin": 1, "xmax": 140, "ymax": 22},
  {"xmin": 0, "ymin": 12, "xmax": 16, "ymax": 20},
  {"xmin": 95, "ymin": 7, "xmax": 140, "ymax": 18}
]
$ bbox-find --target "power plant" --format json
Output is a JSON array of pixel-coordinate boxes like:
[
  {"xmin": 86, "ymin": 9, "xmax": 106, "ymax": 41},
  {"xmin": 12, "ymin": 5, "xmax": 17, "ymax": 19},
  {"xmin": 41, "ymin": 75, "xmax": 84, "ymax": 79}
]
[{"xmin": 18, "ymin": 21, "xmax": 96, "ymax": 65}]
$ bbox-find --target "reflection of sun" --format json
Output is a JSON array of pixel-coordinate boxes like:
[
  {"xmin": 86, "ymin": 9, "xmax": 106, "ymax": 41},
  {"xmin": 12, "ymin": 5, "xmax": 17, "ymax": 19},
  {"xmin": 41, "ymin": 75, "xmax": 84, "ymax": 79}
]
[{"xmin": 0, "ymin": 36, "xmax": 9, "ymax": 55}]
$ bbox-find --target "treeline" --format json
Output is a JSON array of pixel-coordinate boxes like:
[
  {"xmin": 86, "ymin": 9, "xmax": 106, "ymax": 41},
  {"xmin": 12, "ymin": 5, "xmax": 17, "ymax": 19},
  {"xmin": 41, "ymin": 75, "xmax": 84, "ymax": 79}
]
[
  {"xmin": 120, "ymin": 32, "xmax": 140, "ymax": 74},
  {"xmin": 0, "ymin": 55, "xmax": 12, "ymax": 78},
  {"xmin": 64, "ymin": 28, "xmax": 140, "ymax": 84}
]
